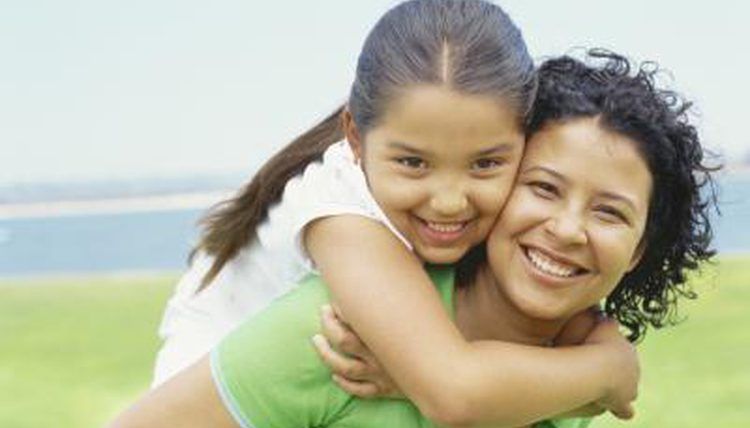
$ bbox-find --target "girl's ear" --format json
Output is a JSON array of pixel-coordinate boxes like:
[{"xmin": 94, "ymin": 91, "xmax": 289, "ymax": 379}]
[{"xmin": 342, "ymin": 108, "xmax": 363, "ymax": 163}]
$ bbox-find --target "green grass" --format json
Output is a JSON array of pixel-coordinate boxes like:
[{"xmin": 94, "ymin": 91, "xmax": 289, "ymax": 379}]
[
  {"xmin": 592, "ymin": 257, "xmax": 750, "ymax": 428},
  {"xmin": 0, "ymin": 274, "xmax": 175, "ymax": 428},
  {"xmin": 1, "ymin": 258, "xmax": 748, "ymax": 428}
]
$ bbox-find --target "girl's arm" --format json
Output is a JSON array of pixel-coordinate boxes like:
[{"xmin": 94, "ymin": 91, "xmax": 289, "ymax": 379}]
[
  {"xmin": 109, "ymin": 357, "xmax": 236, "ymax": 428},
  {"xmin": 306, "ymin": 215, "xmax": 637, "ymax": 427},
  {"xmin": 315, "ymin": 305, "xmax": 612, "ymax": 418}
]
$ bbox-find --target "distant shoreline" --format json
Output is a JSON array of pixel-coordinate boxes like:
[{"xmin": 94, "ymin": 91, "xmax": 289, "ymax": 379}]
[
  {"xmin": 2, "ymin": 253, "xmax": 748, "ymax": 283},
  {"xmin": 0, "ymin": 268, "xmax": 182, "ymax": 284},
  {"xmin": 0, "ymin": 190, "xmax": 233, "ymax": 220}
]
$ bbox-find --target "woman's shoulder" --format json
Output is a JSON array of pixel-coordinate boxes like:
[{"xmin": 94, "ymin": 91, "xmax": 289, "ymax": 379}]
[{"xmin": 211, "ymin": 274, "xmax": 353, "ymax": 426}]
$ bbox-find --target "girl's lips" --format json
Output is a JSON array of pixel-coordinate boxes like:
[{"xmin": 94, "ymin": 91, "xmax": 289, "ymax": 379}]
[{"xmin": 414, "ymin": 217, "xmax": 471, "ymax": 245}]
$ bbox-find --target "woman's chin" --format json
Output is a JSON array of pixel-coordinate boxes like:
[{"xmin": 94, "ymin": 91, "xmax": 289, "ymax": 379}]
[{"xmin": 511, "ymin": 293, "xmax": 572, "ymax": 323}]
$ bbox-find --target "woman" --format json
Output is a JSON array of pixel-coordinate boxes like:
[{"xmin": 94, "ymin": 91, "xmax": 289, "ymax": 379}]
[
  {"xmin": 112, "ymin": 51, "xmax": 716, "ymax": 428},
  {"xmin": 152, "ymin": 1, "xmax": 630, "ymax": 422}
]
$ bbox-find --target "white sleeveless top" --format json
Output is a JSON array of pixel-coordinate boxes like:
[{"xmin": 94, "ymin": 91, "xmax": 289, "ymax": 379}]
[{"xmin": 152, "ymin": 141, "xmax": 410, "ymax": 386}]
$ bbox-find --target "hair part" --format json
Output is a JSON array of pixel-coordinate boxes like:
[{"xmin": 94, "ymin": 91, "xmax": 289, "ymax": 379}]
[{"xmin": 195, "ymin": 0, "xmax": 536, "ymax": 287}]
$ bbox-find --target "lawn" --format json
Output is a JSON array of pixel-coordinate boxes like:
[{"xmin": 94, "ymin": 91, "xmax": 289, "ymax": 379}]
[
  {"xmin": 1, "ymin": 258, "xmax": 748, "ymax": 428},
  {"xmin": 0, "ymin": 274, "xmax": 175, "ymax": 428}
]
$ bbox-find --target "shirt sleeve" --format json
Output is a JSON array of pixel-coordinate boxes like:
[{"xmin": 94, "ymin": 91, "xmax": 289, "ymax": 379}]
[
  {"xmin": 256, "ymin": 141, "xmax": 412, "ymax": 279},
  {"xmin": 210, "ymin": 275, "xmax": 353, "ymax": 428},
  {"xmin": 536, "ymin": 417, "xmax": 594, "ymax": 428}
]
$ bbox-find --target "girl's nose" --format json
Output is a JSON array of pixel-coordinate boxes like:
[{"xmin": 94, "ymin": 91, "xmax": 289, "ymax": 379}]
[
  {"xmin": 429, "ymin": 188, "xmax": 469, "ymax": 217},
  {"xmin": 544, "ymin": 207, "xmax": 587, "ymax": 245}
]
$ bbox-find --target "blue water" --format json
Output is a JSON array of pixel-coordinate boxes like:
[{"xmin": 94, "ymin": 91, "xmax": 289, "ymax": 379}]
[
  {"xmin": 0, "ymin": 209, "xmax": 203, "ymax": 276},
  {"xmin": 1, "ymin": 175, "xmax": 748, "ymax": 276},
  {"xmin": 714, "ymin": 175, "xmax": 750, "ymax": 253}
]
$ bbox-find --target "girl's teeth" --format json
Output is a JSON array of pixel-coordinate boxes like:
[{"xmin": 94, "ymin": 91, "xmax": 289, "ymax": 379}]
[
  {"xmin": 527, "ymin": 248, "xmax": 577, "ymax": 278},
  {"xmin": 427, "ymin": 222, "xmax": 463, "ymax": 233}
]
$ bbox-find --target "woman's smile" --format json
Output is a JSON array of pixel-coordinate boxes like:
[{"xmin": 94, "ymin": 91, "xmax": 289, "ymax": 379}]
[
  {"xmin": 520, "ymin": 244, "xmax": 590, "ymax": 282},
  {"xmin": 485, "ymin": 116, "xmax": 652, "ymax": 322}
]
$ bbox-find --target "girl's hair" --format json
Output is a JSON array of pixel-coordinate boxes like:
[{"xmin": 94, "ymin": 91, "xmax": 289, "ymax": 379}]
[
  {"xmin": 459, "ymin": 49, "xmax": 719, "ymax": 342},
  {"xmin": 196, "ymin": 0, "xmax": 537, "ymax": 287}
]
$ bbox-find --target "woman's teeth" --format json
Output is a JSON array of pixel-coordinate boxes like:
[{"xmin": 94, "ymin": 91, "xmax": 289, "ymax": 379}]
[
  {"xmin": 526, "ymin": 248, "xmax": 579, "ymax": 278},
  {"xmin": 426, "ymin": 221, "xmax": 464, "ymax": 233}
]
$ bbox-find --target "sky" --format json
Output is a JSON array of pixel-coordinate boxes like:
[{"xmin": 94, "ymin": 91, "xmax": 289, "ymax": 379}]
[{"xmin": 2, "ymin": 0, "xmax": 748, "ymax": 184}]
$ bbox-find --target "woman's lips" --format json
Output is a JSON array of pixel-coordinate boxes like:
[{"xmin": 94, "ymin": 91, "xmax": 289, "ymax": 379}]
[{"xmin": 521, "ymin": 244, "xmax": 590, "ymax": 284}]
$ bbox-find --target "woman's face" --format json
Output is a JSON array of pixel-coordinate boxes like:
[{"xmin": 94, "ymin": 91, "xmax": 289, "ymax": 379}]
[
  {"xmin": 487, "ymin": 116, "xmax": 652, "ymax": 322},
  {"xmin": 349, "ymin": 85, "xmax": 526, "ymax": 264}
]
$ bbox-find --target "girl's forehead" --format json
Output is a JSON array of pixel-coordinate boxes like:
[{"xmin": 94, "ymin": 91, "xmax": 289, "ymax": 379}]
[{"xmin": 367, "ymin": 85, "xmax": 525, "ymax": 149}]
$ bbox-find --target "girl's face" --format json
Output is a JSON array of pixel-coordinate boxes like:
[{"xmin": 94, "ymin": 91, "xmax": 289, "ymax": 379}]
[
  {"xmin": 487, "ymin": 117, "xmax": 652, "ymax": 322},
  {"xmin": 348, "ymin": 85, "xmax": 525, "ymax": 264}
]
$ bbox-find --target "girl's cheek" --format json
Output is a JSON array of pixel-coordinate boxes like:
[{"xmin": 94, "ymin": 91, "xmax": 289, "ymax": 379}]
[{"xmin": 474, "ymin": 182, "xmax": 513, "ymax": 214}]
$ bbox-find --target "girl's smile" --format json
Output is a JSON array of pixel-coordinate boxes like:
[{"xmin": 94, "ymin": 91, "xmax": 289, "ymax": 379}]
[
  {"xmin": 415, "ymin": 218, "xmax": 474, "ymax": 246},
  {"xmin": 346, "ymin": 84, "xmax": 526, "ymax": 264}
]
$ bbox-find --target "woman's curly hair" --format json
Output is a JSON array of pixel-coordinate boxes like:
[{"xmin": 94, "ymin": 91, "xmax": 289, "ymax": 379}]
[
  {"xmin": 457, "ymin": 49, "xmax": 719, "ymax": 342},
  {"xmin": 526, "ymin": 49, "xmax": 719, "ymax": 342}
]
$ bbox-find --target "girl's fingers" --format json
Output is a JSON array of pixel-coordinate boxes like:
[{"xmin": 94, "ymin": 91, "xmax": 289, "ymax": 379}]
[
  {"xmin": 609, "ymin": 403, "xmax": 635, "ymax": 420},
  {"xmin": 554, "ymin": 305, "xmax": 600, "ymax": 346},
  {"xmin": 311, "ymin": 334, "xmax": 370, "ymax": 381},
  {"xmin": 332, "ymin": 374, "xmax": 381, "ymax": 399},
  {"xmin": 320, "ymin": 305, "xmax": 370, "ymax": 358}
]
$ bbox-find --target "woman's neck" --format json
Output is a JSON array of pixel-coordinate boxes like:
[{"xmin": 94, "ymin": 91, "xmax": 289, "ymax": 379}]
[{"xmin": 454, "ymin": 265, "xmax": 566, "ymax": 347}]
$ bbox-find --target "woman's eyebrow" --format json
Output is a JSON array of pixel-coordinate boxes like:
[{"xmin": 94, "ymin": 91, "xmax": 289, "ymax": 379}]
[
  {"xmin": 522, "ymin": 165, "xmax": 567, "ymax": 182},
  {"xmin": 525, "ymin": 165, "xmax": 640, "ymax": 211},
  {"xmin": 598, "ymin": 191, "xmax": 638, "ymax": 213}
]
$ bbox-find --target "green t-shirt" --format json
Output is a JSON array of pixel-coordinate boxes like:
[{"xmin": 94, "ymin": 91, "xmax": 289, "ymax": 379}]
[{"xmin": 211, "ymin": 267, "xmax": 591, "ymax": 428}]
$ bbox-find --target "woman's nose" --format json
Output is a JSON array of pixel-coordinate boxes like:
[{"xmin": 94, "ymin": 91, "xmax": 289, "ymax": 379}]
[{"xmin": 544, "ymin": 208, "xmax": 588, "ymax": 245}]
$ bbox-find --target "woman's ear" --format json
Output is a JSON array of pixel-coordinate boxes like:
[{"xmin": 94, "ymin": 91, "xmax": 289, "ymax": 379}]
[{"xmin": 341, "ymin": 108, "xmax": 363, "ymax": 163}]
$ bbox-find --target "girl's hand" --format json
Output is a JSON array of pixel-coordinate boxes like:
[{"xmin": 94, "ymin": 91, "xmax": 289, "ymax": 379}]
[
  {"xmin": 312, "ymin": 304, "xmax": 403, "ymax": 399},
  {"xmin": 584, "ymin": 317, "xmax": 640, "ymax": 420}
]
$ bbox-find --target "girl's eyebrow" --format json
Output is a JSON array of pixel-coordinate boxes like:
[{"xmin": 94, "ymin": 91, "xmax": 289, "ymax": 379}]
[
  {"xmin": 387, "ymin": 141, "xmax": 517, "ymax": 156},
  {"xmin": 524, "ymin": 165, "xmax": 639, "ymax": 212},
  {"xmin": 387, "ymin": 141, "xmax": 425, "ymax": 155}
]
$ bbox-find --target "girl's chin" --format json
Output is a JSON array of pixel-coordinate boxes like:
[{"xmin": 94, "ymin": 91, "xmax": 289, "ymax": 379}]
[{"xmin": 414, "ymin": 244, "xmax": 467, "ymax": 265}]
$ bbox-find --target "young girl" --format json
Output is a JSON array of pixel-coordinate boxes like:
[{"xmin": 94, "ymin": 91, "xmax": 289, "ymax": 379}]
[
  {"xmin": 114, "ymin": 50, "xmax": 717, "ymax": 428},
  {"xmin": 157, "ymin": 0, "xmax": 525, "ymax": 382}
]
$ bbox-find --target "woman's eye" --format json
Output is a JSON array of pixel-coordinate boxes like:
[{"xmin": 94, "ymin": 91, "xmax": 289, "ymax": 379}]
[
  {"xmin": 529, "ymin": 181, "xmax": 558, "ymax": 198},
  {"xmin": 595, "ymin": 206, "xmax": 628, "ymax": 223},
  {"xmin": 396, "ymin": 156, "xmax": 427, "ymax": 169}
]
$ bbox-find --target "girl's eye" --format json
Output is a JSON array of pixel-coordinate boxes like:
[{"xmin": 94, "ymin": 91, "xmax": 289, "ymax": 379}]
[
  {"xmin": 529, "ymin": 181, "xmax": 558, "ymax": 198},
  {"xmin": 472, "ymin": 158, "xmax": 504, "ymax": 171},
  {"xmin": 395, "ymin": 156, "xmax": 427, "ymax": 169}
]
